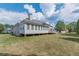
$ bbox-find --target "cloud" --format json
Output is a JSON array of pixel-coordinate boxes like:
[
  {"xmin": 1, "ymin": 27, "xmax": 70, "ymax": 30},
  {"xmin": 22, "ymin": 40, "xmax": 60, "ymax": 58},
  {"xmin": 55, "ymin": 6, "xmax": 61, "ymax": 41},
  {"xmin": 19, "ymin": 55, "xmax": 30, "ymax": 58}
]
[
  {"xmin": 29, "ymin": 12, "xmax": 48, "ymax": 24},
  {"xmin": 0, "ymin": 9, "xmax": 27, "ymax": 25},
  {"xmin": 0, "ymin": 4, "xmax": 48, "ymax": 25},
  {"xmin": 24, "ymin": 4, "xmax": 36, "ymax": 14},
  {"xmin": 31, "ymin": 12, "xmax": 47, "ymax": 20},
  {"xmin": 24, "ymin": 4, "xmax": 45, "ymax": 21},
  {"xmin": 39, "ymin": 3, "xmax": 79, "ymax": 25},
  {"xmin": 40, "ymin": 3, "xmax": 59, "ymax": 17},
  {"xmin": 24, "ymin": 4, "xmax": 48, "ymax": 23},
  {"xmin": 58, "ymin": 3, "xmax": 79, "ymax": 23}
]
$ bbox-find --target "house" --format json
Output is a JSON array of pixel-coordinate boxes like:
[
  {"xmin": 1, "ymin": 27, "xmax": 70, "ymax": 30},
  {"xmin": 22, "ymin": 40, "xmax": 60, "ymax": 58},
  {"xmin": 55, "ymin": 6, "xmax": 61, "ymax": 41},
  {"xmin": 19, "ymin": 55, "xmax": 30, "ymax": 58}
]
[
  {"xmin": 3, "ymin": 27, "xmax": 12, "ymax": 34},
  {"xmin": 6, "ymin": 28, "xmax": 12, "ymax": 33},
  {"xmin": 12, "ymin": 14, "xmax": 53, "ymax": 36}
]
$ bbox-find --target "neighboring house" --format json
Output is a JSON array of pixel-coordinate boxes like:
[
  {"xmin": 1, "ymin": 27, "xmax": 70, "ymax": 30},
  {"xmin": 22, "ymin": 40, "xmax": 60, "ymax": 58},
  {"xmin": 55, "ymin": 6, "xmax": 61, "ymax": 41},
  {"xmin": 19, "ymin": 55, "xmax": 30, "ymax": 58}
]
[
  {"xmin": 3, "ymin": 28, "xmax": 12, "ymax": 33},
  {"xmin": 61, "ymin": 30, "xmax": 68, "ymax": 34},
  {"xmin": 61, "ymin": 31, "xmax": 66, "ymax": 34},
  {"xmin": 6, "ymin": 28, "xmax": 12, "ymax": 33},
  {"xmin": 12, "ymin": 15, "xmax": 53, "ymax": 36}
]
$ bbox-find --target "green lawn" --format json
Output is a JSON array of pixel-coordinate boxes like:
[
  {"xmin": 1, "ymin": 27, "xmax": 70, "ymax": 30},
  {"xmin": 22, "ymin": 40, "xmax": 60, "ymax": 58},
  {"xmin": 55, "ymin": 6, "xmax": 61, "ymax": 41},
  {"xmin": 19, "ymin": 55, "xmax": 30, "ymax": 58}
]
[{"xmin": 0, "ymin": 33, "xmax": 79, "ymax": 56}]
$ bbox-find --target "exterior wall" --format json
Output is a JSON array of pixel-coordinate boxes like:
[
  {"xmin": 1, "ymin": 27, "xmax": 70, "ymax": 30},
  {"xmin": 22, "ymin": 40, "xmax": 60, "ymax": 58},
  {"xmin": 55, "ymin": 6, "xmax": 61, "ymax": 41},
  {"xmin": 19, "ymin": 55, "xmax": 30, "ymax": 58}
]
[
  {"xmin": 24, "ymin": 24, "xmax": 50, "ymax": 35},
  {"xmin": 24, "ymin": 24, "xmax": 27, "ymax": 35},
  {"xmin": 25, "ymin": 30, "xmax": 49, "ymax": 34},
  {"xmin": 12, "ymin": 25, "xmax": 20, "ymax": 35},
  {"xmin": 12, "ymin": 23, "xmax": 53, "ymax": 36},
  {"xmin": 19, "ymin": 23, "xmax": 25, "ymax": 34},
  {"xmin": 12, "ymin": 23, "xmax": 25, "ymax": 36}
]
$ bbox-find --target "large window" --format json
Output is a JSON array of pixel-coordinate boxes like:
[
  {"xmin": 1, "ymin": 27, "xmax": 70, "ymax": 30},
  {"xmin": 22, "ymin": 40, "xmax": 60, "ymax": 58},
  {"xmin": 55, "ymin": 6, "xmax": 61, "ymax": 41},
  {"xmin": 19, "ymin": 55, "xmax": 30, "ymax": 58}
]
[
  {"xmin": 44, "ymin": 27, "xmax": 46, "ymax": 30},
  {"xmin": 43, "ymin": 26, "xmax": 45, "ymax": 30},
  {"xmin": 38, "ymin": 25, "xmax": 40, "ymax": 30},
  {"xmin": 46, "ymin": 27, "xmax": 48, "ymax": 30},
  {"xmin": 20, "ymin": 25, "xmax": 23, "ymax": 30},
  {"xmin": 31, "ymin": 25, "xmax": 34, "ymax": 30},
  {"xmin": 35, "ymin": 25, "xmax": 38, "ymax": 30},
  {"xmin": 27, "ymin": 24, "xmax": 30, "ymax": 30},
  {"xmin": 41, "ymin": 26, "xmax": 42, "ymax": 30},
  {"xmin": 39, "ymin": 26, "xmax": 41, "ymax": 30}
]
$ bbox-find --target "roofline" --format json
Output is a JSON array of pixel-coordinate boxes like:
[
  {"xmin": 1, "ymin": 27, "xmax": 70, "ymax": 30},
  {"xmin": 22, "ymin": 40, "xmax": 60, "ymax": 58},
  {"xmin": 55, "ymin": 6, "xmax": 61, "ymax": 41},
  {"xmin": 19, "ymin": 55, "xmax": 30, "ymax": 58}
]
[{"xmin": 14, "ymin": 18, "xmax": 52, "ymax": 27}]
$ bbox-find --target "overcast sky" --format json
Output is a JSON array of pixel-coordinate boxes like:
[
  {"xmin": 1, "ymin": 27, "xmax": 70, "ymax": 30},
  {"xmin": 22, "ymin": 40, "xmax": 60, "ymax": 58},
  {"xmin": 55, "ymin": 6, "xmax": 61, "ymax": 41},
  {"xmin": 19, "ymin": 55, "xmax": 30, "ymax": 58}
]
[{"xmin": 0, "ymin": 3, "xmax": 79, "ymax": 26}]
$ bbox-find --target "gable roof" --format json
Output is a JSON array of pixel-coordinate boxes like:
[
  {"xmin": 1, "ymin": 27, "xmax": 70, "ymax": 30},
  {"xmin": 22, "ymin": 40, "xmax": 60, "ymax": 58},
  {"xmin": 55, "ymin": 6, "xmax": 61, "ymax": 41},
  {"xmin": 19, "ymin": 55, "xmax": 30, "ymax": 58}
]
[{"xmin": 20, "ymin": 18, "xmax": 51, "ymax": 27}]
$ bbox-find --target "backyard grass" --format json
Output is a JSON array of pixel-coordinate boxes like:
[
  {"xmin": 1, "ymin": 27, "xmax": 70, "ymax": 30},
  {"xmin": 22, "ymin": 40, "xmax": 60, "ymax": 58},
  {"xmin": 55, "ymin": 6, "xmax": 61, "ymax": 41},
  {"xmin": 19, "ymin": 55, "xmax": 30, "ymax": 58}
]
[{"xmin": 0, "ymin": 33, "xmax": 79, "ymax": 56}]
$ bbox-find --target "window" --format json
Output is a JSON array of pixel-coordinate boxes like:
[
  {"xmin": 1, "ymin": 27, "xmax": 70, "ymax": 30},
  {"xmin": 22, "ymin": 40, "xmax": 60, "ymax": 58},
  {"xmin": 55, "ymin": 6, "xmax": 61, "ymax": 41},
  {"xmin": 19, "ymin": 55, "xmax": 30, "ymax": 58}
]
[
  {"xmin": 27, "ymin": 24, "xmax": 30, "ymax": 30},
  {"xmin": 37, "ymin": 25, "xmax": 38, "ymax": 30},
  {"xmin": 46, "ymin": 27, "xmax": 48, "ymax": 30},
  {"xmin": 44, "ymin": 26, "xmax": 46, "ymax": 30},
  {"xmin": 31, "ymin": 25, "xmax": 34, "ymax": 30},
  {"xmin": 39, "ymin": 26, "xmax": 41, "ymax": 30},
  {"xmin": 43, "ymin": 26, "xmax": 45, "ymax": 30},
  {"xmin": 20, "ymin": 25, "xmax": 24, "ymax": 30},
  {"xmin": 41, "ymin": 26, "xmax": 42, "ymax": 30},
  {"xmin": 35, "ymin": 25, "xmax": 37, "ymax": 30},
  {"xmin": 38, "ymin": 25, "xmax": 40, "ymax": 30},
  {"xmin": 45, "ymin": 27, "xmax": 47, "ymax": 30}
]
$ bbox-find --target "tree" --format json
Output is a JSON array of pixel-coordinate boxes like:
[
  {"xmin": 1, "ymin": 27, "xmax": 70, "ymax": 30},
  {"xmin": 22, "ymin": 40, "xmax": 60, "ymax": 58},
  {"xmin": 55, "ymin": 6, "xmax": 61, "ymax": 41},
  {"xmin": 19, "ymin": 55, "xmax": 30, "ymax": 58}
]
[
  {"xmin": 66, "ymin": 24, "xmax": 72, "ymax": 32},
  {"xmin": 0, "ymin": 24, "xmax": 4, "ymax": 33},
  {"xmin": 55, "ymin": 20, "xmax": 65, "ymax": 32},
  {"xmin": 4, "ymin": 24, "xmax": 13, "ymax": 28},
  {"xmin": 66, "ymin": 22, "xmax": 77, "ymax": 32},
  {"xmin": 76, "ymin": 19, "xmax": 79, "ymax": 34}
]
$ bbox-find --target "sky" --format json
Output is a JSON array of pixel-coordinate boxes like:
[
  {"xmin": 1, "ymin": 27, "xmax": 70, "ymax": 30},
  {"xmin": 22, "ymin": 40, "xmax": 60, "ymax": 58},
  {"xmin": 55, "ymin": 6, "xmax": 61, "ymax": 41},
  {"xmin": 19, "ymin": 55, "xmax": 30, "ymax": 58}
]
[{"xmin": 0, "ymin": 3, "xmax": 79, "ymax": 26}]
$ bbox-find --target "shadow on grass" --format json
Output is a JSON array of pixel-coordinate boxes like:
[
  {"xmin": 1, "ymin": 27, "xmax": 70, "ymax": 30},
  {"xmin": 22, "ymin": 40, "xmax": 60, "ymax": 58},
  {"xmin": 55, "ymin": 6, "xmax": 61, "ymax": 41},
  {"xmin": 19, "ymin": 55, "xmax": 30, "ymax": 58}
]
[
  {"xmin": 61, "ymin": 33, "xmax": 79, "ymax": 43},
  {"xmin": 0, "ymin": 53, "xmax": 21, "ymax": 56},
  {"xmin": 62, "ymin": 37, "xmax": 79, "ymax": 43},
  {"xmin": 62, "ymin": 33, "xmax": 79, "ymax": 37}
]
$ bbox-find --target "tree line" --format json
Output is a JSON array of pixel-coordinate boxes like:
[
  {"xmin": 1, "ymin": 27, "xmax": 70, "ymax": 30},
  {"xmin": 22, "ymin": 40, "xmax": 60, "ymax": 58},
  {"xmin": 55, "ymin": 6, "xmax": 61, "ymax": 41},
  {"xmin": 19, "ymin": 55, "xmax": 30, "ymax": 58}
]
[
  {"xmin": 0, "ymin": 20, "xmax": 79, "ymax": 34},
  {"xmin": 55, "ymin": 19, "xmax": 79, "ymax": 34},
  {"xmin": 0, "ymin": 24, "xmax": 13, "ymax": 33}
]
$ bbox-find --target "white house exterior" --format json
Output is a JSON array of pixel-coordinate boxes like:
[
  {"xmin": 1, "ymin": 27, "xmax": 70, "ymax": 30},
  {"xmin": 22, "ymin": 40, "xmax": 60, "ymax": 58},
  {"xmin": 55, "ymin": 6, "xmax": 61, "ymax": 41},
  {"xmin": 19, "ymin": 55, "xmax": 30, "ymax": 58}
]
[{"xmin": 12, "ymin": 17, "xmax": 53, "ymax": 36}]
